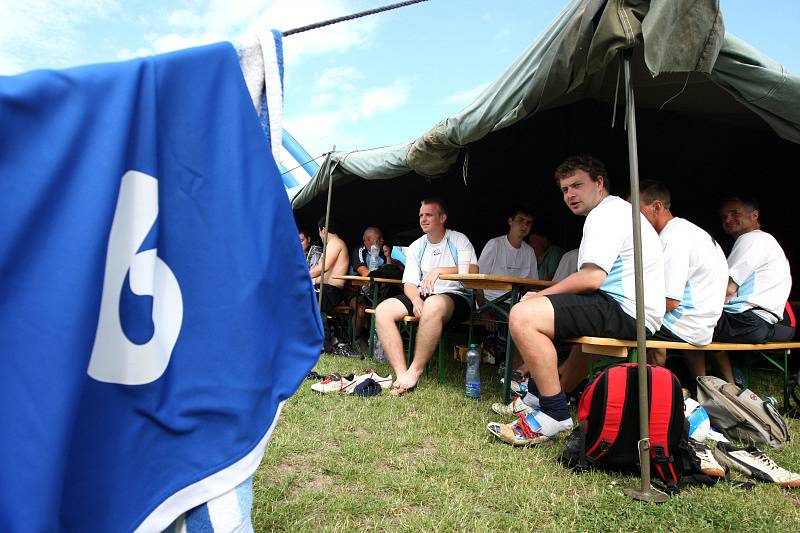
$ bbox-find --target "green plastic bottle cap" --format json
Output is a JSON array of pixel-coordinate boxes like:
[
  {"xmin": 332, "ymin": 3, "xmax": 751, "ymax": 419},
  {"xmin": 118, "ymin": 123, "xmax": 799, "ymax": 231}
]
[{"xmin": 468, "ymin": 344, "xmax": 477, "ymax": 348}]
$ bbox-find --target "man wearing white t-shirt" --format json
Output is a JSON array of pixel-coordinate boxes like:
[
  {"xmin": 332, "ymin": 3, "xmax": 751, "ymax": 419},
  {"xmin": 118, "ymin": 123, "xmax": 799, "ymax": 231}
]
[
  {"xmin": 711, "ymin": 197, "xmax": 793, "ymax": 382},
  {"xmin": 375, "ymin": 198, "xmax": 478, "ymax": 395},
  {"xmin": 487, "ymin": 155, "xmax": 665, "ymax": 446},
  {"xmin": 638, "ymin": 181, "xmax": 728, "ymax": 379},
  {"xmin": 477, "ymin": 206, "xmax": 537, "ymax": 311}
]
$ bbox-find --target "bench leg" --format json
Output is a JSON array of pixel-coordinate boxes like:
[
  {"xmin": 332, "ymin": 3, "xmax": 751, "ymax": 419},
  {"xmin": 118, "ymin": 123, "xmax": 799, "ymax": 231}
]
[
  {"xmin": 438, "ymin": 336, "xmax": 445, "ymax": 384},
  {"xmin": 405, "ymin": 322, "xmax": 415, "ymax": 367},
  {"xmin": 502, "ymin": 286, "xmax": 520, "ymax": 403}
]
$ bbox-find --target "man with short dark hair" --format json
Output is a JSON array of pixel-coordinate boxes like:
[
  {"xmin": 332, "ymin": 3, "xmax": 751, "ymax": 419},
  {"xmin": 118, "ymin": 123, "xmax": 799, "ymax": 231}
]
[
  {"xmin": 637, "ymin": 180, "xmax": 728, "ymax": 379},
  {"xmin": 710, "ymin": 197, "xmax": 793, "ymax": 382},
  {"xmin": 375, "ymin": 197, "xmax": 478, "ymax": 395},
  {"xmin": 309, "ymin": 217, "xmax": 349, "ymax": 313},
  {"xmin": 487, "ymin": 154, "xmax": 665, "ymax": 446}
]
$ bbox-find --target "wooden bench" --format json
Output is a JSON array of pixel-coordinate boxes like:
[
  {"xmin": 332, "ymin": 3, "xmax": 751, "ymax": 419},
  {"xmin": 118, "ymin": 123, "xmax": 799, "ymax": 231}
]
[
  {"xmin": 566, "ymin": 336, "xmax": 800, "ymax": 409},
  {"xmin": 325, "ymin": 305, "xmax": 355, "ymax": 347},
  {"xmin": 364, "ymin": 309, "xmax": 494, "ymax": 383}
]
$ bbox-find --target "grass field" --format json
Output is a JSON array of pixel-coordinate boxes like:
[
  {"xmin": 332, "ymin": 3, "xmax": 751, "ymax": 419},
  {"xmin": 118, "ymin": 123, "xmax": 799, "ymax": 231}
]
[{"xmin": 253, "ymin": 353, "xmax": 800, "ymax": 532}]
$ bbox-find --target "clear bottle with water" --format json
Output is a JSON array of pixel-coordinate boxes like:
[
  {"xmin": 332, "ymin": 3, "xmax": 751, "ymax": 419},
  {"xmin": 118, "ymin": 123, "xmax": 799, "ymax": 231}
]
[
  {"xmin": 368, "ymin": 240, "xmax": 380, "ymax": 272},
  {"xmin": 465, "ymin": 343, "xmax": 481, "ymax": 400}
]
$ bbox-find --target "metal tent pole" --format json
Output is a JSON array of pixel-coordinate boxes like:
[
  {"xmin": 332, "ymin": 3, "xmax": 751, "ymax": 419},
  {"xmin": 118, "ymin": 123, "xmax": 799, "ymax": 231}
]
[
  {"xmin": 318, "ymin": 147, "xmax": 336, "ymax": 310},
  {"xmin": 620, "ymin": 52, "xmax": 668, "ymax": 503}
]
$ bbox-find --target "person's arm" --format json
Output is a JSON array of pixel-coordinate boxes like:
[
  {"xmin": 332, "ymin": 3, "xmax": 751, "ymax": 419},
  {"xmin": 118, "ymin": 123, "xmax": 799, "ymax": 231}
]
[
  {"xmin": 356, "ymin": 265, "xmax": 370, "ymax": 276},
  {"xmin": 309, "ymin": 240, "xmax": 342, "ymax": 280},
  {"xmin": 725, "ymin": 277, "xmax": 738, "ymax": 303},
  {"xmin": 666, "ymin": 298, "xmax": 680, "ymax": 311},
  {"xmin": 521, "ymin": 263, "xmax": 606, "ymax": 300},
  {"xmin": 403, "ymin": 282, "xmax": 424, "ymax": 316}
]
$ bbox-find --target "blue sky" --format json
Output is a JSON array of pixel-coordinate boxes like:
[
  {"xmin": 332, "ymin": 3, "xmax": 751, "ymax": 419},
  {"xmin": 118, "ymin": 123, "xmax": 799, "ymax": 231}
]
[{"xmin": 2, "ymin": 0, "xmax": 798, "ymax": 160}]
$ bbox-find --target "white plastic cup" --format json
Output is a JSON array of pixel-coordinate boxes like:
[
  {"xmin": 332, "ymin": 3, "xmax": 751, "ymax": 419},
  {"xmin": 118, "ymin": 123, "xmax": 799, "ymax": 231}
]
[{"xmin": 457, "ymin": 249, "xmax": 470, "ymax": 274}]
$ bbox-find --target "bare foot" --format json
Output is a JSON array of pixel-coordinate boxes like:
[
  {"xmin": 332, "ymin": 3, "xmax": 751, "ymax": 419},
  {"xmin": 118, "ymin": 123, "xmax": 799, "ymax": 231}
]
[{"xmin": 390, "ymin": 368, "xmax": 423, "ymax": 396}]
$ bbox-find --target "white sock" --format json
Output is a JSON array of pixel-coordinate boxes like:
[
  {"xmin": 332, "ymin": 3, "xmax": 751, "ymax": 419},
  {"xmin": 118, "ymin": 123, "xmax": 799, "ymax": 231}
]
[
  {"xmin": 522, "ymin": 392, "xmax": 540, "ymax": 408},
  {"xmin": 528, "ymin": 411, "xmax": 573, "ymax": 437}
]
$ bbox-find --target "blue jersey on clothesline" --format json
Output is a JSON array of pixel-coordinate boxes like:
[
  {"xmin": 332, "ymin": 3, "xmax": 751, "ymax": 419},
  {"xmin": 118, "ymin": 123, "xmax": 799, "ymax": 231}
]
[{"xmin": 0, "ymin": 41, "xmax": 322, "ymax": 532}]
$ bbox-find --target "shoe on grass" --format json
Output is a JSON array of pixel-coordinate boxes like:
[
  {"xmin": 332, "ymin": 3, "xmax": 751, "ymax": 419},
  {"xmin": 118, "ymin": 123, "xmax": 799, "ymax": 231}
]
[
  {"xmin": 486, "ymin": 411, "xmax": 572, "ymax": 446},
  {"xmin": 499, "ymin": 371, "xmax": 528, "ymax": 397},
  {"xmin": 310, "ymin": 373, "xmax": 355, "ymax": 393},
  {"xmin": 345, "ymin": 369, "xmax": 393, "ymax": 393},
  {"xmin": 713, "ymin": 442, "xmax": 800, "ymax": 488},
  {"xmin": 689, "ymin": 439, "xmax": 725, "ymax": 478},
  {"xmin": 491, "ymin": 396, "xmax": 537, "ymax": 417}
]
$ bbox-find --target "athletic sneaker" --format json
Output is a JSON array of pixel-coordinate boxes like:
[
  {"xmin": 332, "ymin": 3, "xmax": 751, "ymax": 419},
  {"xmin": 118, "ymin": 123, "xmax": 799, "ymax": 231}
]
[
  {"xmin": 486, "ymin": 411, "xmax": 572, "ymax": 446},
  {"xmin": 713, "ymin": 442, "xmax": 800, "ymax": 488},
  {"xmin": 310, "ymin": 373, "xmax": 355, "ymax": 393},
  {"xmin": 345, "ymin": 369, "xmax": 393, "ymax": 393},
  {"xmin": 688, "ymin": 439, "xmax": 725, "ymax": 478},
  {"xmin": 491, "ymin": 396, "xmax": 537, "ymax": 417},
  {"xmin": 499, "ymin": 371, "xmax": 528, "ymax": 397}
]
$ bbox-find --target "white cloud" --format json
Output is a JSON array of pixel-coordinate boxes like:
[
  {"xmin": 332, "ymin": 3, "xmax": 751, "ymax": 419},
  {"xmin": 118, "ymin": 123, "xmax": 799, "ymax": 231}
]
[
  {"xmin": 444, "ymin": 82, "xmax": 490, "ymax": 106},
  {"xmin": 0, "ymin": 0, "xmax": 120, "ymax": 74},
  {"xmin": 316, "ymin": 66, "xmax": 360, "ymax": 91},
  {"xmin": 360, "ymin": 83, "xmax": 408, "ymax": 119}
]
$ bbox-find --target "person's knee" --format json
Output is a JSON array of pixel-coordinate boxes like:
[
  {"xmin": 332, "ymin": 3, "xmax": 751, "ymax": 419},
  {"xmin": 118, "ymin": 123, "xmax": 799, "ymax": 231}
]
[
  {"xmin": 420, "ymin": 296, "xmax": 451, "ymax": 320},
  {"xmin": 509, "ymin": 304, "xmax": 535, "ymax": 337}
]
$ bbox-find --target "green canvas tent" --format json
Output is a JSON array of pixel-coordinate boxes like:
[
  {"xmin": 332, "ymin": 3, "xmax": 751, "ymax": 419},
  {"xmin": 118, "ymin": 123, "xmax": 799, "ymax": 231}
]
[{"xmin": 292, "ymin": 0, "xmax": 800, "ymax": 289}]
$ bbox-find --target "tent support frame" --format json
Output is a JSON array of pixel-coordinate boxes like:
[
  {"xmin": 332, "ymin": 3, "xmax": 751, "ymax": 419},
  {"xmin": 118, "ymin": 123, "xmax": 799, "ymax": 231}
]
[{"xmin": 620, "ymin": 51, "xmax": 669, "ymax": 504}]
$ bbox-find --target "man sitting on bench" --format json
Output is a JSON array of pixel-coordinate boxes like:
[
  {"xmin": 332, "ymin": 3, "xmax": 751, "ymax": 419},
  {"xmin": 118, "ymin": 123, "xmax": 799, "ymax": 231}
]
[
  {"xmin": 637, "ymin": 181, "xmax": 728, "ymax": 383},
  {"xmin": 487, "ymin": 154, "xmax": 665, "ymax": 446},
  {"xmin": 711, "ymin": 197, "xmax": 794, "ymax": 382},
  {"xmin": 375, "ymin": 197, "xmax": 477, "ymax": 395},
  {"xmin": 309, "ymin": 217, "xmax": 350, "ymax": 350}
]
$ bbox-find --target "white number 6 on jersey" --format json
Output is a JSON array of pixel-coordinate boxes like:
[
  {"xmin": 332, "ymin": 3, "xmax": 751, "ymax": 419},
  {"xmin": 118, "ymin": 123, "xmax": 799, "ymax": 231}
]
[{"xmin": 88, "ymin": 170, "xmax": 183, "ymax": 385}]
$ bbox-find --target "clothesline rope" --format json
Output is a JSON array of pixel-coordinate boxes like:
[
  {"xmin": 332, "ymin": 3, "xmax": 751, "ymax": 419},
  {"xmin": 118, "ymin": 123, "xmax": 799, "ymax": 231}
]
[{"xmin": 282, "ymin": 0, "xmax": 430, "ymax": 37}]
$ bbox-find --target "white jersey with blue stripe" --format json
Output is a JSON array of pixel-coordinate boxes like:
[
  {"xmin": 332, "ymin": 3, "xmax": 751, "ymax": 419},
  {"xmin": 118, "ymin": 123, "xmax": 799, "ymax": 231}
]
[
  {"xmin": 402, "ymin": 229, "xmax": 477, "ymax": 297},
  {"xmin": 659, "ymin": 217, "xmax": 728, "ymax": 345},
  {"xmin": 724, "ymin": 229, "xmax": 791, "ymax": 324},
  {"xmin": 577, "ymin": 195, "xmax": 665, "ymax": 334}
]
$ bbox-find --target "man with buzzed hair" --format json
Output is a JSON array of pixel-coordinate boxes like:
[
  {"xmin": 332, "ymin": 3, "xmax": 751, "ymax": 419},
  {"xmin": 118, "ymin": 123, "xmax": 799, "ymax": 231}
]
[
  {"xmin": 375, "ymin": 197, "xmax": 478, "ymax": 395},
  {"xmin": 711, "ymin": 197, "xmax": 793, "ymax": 382},
  {"xmin": 637, "ymin": 180, "xmax": 728, "ymax": 381},
  {"xmin": 487, "ymin": 154, "xmax": 665, "ymax": 446}
]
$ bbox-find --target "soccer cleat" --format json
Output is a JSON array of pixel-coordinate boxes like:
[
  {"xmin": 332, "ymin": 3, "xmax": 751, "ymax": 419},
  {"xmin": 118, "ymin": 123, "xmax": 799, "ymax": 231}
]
[
  {"xmin": 688, "ymin": 439, "xmax": 725, "ymax": 478},
  {"xmin": 345, "ymin": 369, "xmax": 393, "ymax": 393},
  {"xmin": 713, "ymin": 442, "xmax": 800, "ymax": 488},
  {"xmin": 310, "ymin": 373, "xmax": 355, "ymax": 393},
  {"xmin": 486, "ymin": 411, "xmax": 572, "ymax": 446},
  {"xmin": 491, "ymin": 396, "xmax": 537, "ymax": 417}
]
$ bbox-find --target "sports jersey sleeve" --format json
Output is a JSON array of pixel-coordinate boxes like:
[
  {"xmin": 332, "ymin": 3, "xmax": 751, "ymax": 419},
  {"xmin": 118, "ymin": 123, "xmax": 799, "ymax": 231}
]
[
  {"xmin": 527, "ymin": 248, "xmax": 539, "ymax": 280},
  {"xmin": 402, "ymin": 240, "xmax": 421, "ymax": 286},
  {"xmin": 350, "ymin": 247, "xmax": 364, "ymax": 273},
  {"xmin": 662, "ymin": 232, "xmax": 690, "ymax": 301},
  {"xmin": 578, "ymin": 205, "xmax": 626, "ymax": 273},
  {"xmin": 478, "ymin": 238, "xmax": 498, "ymax": 274},
  {"xmin": 727, "ymin": 233, "xmax": 759, "ymax": 286}
]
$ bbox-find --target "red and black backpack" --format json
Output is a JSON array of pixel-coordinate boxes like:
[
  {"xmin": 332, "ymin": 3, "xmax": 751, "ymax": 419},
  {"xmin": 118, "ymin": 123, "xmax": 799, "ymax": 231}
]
[{"xmin": 560, "ymin": 363, "xmax": 698, "ymax": 492}]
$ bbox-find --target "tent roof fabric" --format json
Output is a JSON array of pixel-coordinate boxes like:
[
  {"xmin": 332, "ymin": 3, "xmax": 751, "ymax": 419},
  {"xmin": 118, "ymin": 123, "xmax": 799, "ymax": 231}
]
[{"xmin": 291, "ymin": 0, "xmax": 800, "ymax": 209}]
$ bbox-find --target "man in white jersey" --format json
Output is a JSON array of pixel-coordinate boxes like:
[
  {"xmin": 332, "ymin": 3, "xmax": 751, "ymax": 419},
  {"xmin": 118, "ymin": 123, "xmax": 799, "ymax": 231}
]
[
  {"xmin": 638, "ymin": 181, "xmax": 728, "ymax": 380},
  {"xmin": 487, "ymin": 154, "xmax": 665, "ymax": 446},
  {"xmin": 375, "ymin": 198, "xmax": 478, "ymax": 395},
  {"xmin": 477, "ymin": 206, "xmax": 537, "ymax": 313},
  {"xmin": 711, "ymin": 197, "xmax": 793, "ymax": 382}
]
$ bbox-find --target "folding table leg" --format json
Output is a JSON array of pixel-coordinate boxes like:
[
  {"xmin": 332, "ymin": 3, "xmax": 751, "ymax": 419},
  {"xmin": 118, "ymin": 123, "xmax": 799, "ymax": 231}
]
[{"xmin": 502, "ymin": 286, "xmax": 520, "ymax": 403}]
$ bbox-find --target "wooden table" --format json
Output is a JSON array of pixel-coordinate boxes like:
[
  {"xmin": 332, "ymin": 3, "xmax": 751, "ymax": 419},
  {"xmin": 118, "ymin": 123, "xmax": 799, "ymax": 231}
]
[
  {"xmin": 335, "ymin": 275, "xmax": 403, "ymax": 356},
  {"xmin": 440, "ymin": 273, "xmax": 555, "ymax": 401}
]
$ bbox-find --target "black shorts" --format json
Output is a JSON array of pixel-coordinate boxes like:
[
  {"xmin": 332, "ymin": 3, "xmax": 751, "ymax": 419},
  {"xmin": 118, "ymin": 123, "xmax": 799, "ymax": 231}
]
[
  {"xmin": 390, "ymin": 292, "xmax": 473, "ymax": 326},
  {"xmin": 652, "ymin": 326, "xmax": 686, "ymax": 343},
  {"xmin": 713, "ymin": 309, "xmax": 795, "ymax": 343},
  {"xmin": 318, "ymin": 284, "xmax": 344, "ymax": 313},
  {"xmin": 548, "ymin": 291, "xmax": 638, "ymax": 341}
]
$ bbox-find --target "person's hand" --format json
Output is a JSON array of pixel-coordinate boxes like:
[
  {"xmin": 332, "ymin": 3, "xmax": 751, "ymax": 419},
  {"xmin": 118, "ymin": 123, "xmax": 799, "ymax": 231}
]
[
  {"xmin": 412, "ymin": 298, "xmax": 423, "ymax": 317},
  {"xmin": 520, "ymin": 290, "xmax": 544, "ymax": 302},
  {"xmin": 420, "ymin": 268, "xmax": 440, "ymax": 296}
]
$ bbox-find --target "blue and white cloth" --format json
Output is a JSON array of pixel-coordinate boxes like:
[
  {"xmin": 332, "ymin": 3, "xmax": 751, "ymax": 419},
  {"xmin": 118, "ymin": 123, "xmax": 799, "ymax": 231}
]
[{"xmin": 0, "ymin": 31, "xmax": 321, "ymax": 532}]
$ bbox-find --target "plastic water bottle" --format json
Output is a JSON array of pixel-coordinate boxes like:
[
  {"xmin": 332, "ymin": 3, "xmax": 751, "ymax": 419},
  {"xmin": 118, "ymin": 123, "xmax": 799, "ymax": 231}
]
[
  {"xmin": 368, "ymin": 240, "xmax": 379, "ymax": 272},
  {"xmin": 465, "ymin": 344, "xmax": 481, "ymax": 400}
]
